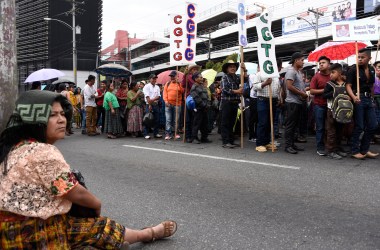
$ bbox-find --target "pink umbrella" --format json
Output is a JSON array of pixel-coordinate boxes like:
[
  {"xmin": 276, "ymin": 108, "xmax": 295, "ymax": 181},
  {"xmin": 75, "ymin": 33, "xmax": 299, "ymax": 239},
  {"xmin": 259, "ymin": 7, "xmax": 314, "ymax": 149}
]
[{"xmin": 156, "ymin": 70, "xmax": 184, "ymax": 85}]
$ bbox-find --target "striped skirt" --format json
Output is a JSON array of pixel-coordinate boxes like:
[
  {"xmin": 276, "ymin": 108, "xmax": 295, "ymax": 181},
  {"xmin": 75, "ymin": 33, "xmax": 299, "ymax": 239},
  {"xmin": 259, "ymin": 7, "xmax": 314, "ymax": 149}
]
[
  {"xmin": 127, "ymin": 105, "xmax": 143, "ymax": 132},
  {"xmin": 0, "ymin": 211, "xmax": 125, "ymax": 249},
  {"xmin": 104, "ymin": 108, "xmax": 124, "ymax": 135}
]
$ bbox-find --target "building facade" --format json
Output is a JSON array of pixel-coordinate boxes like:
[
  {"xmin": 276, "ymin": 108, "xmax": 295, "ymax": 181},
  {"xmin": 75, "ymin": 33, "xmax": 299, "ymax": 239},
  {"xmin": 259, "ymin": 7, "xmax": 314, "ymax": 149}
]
[{"xmin": 16, "ymin": 0, "xmax": 102, "ymax": 90}]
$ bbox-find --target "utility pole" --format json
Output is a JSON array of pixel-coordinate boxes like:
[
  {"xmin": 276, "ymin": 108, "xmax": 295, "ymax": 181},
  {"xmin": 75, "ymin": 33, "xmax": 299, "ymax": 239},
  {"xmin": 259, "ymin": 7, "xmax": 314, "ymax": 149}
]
[
  {"xmin": 0, "ymin": 0, "xmax": 18, "ymax": 132},
  {"xmin": 199, "ymin": 34, "xmax": 212, "ymax": 61},
  {"xmin": 308, "ymin": 7, "xmax": 324, "ymax": 49}
]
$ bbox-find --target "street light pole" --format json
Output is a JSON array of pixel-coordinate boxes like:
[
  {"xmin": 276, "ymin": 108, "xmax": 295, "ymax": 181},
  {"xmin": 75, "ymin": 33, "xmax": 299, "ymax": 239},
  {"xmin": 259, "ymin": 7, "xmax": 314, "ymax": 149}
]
[
  {"xmin": 297, "ymin": 8, "xmax": 323, "ymax": 50},
  {"xmin": 72, "ymin": 0, "xmax": 77, "ymax": 85},
  {"xmin": 44, "ymin": 0, "xmax": 77, "ymax": 84}
]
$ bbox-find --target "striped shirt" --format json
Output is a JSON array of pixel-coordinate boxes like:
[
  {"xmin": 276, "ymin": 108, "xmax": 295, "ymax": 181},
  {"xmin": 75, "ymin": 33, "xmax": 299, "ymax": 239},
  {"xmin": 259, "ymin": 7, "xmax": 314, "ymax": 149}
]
[{"xmin": 251, "ymin": 72, "xmax": 280, "ymax": 98}]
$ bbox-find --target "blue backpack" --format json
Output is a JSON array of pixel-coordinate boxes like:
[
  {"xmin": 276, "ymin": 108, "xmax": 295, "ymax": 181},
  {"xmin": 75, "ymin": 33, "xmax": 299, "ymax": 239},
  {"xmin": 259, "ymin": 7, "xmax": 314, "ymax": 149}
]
[{"xmin": 186, "ymin": 95, "xmax": 195, "ymax": 110}]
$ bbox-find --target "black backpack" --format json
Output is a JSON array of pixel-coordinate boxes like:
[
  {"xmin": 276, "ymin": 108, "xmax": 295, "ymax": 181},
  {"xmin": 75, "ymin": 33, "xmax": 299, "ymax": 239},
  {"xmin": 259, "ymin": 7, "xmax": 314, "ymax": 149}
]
[{"xmin": 328, "ymin": 81, "xmax": 353, "ymax": 124}]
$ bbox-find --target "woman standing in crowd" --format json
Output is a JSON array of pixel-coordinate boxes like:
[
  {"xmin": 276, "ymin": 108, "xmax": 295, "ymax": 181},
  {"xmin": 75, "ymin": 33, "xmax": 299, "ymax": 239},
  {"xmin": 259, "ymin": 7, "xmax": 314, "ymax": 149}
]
[
  {"xmin": 116, "ymin": 79, "xmax": 129, "ymax": 133},
  {"xmin": 103, "ymin": 82, "xmax": 124, "ymax": 139},
  {"xmin": 73, "ymin": 87, "xmax": 82, "ymax": 129},
  {"xmin": 127, "ymin": 82, "xmax": 144, "ymax": 137},
  {"xmin": 0, "ymin": 90, "xmax": 177, "ymax": 249},
  {"xmin": 58, "ymin": 83, "xmax": 74, "ymax": 136}
]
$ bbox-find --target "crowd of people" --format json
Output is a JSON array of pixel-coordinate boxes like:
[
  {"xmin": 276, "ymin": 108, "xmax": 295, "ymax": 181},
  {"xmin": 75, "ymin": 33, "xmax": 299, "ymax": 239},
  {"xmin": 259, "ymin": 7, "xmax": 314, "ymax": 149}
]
[{"xmin": 27, "ymin": 50, "xmax": 380, "ymax": 160}]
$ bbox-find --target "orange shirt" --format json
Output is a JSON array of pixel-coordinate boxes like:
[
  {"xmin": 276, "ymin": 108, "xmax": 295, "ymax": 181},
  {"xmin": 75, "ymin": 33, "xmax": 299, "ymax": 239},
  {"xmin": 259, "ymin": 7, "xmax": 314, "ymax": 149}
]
[{"xmin": 163, "ymin": 81, "xmax": 184, "ymax": 106}]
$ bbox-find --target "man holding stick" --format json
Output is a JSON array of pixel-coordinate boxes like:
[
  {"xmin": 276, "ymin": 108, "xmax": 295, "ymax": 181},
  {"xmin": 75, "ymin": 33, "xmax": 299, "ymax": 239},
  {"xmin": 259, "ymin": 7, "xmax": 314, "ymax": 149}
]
[
  {"xmin": 182, "ymin": 64, "xmax": 201, "ymax": 143},
  {"xmin": 220, "ymin": 60, "xmax": 248, "ymax": 148},
  {"xmin": 252, "ymin": 59, "xmax": 282, "ymax": 152},
  {"xmin": 346, "ymin": 48, "xmax": 378, "ymax": 159}
]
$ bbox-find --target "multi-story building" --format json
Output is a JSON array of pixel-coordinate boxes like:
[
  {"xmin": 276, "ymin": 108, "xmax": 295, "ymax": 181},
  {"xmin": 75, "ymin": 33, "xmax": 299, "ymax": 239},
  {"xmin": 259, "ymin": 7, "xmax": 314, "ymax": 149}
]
[
  {"xmin": 16, "ymin": 0, "xmax": 102, "ymax": 90},
  {"xmin": 116, "ymin": 0, "xmax": 377, "ymax": 81}
]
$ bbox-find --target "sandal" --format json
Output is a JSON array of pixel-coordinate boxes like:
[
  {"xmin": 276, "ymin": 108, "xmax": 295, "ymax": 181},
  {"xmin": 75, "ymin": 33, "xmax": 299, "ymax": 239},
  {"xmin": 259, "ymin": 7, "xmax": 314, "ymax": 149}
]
[{"xmin": 142, "ymin": 220, "xmax": 177, "ymax": 242}]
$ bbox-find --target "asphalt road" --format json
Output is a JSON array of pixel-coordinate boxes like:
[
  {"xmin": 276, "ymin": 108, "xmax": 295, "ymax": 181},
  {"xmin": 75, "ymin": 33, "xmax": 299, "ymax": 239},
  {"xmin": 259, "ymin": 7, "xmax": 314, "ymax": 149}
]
[{"xmin": 56, "ymin": 130, "xmax": 380, "ymax": 250}]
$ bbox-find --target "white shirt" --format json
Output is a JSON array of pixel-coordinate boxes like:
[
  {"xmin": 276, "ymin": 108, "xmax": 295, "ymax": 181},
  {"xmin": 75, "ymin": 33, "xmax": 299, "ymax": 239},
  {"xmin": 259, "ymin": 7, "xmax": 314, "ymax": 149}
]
[
  {"xmin": 251, "ymin": 72, "xmax": 280, "ymax": 98},
  {"xmin": 143, "ymin": 82, "xmax": 161, "ymax": 103},
  {"xmin": 83, "ymin": 84, "xmax": 98, "ymax": 107},
  {"xmin": 248, "ymin": 74, "xmax": 257, "ymax": 98}
]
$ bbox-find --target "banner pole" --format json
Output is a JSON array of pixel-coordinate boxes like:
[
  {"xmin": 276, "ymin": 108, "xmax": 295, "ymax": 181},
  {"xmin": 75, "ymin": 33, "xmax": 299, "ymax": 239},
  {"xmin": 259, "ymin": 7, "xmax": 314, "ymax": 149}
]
[
  {"xmin": 239, "ymin": 46, "xmax": 244, "ymax": 149},
  {"xmin": 355, "ymin": 41, "xmax": 360, "ymax": 97},
  {"xmin": 183, "ymin": 67, "xmax": 188, "ymax": 143},
  {"xmin": 175, "ymin": 66, "xmax": 179, "ymax": 139},
  {"xmin": 269, "ymin": 85, "xmax": 274, "ymax": 152},
  {"xmin": 376, "ymin": 40, "xmax": 380, "ymax": 62}
]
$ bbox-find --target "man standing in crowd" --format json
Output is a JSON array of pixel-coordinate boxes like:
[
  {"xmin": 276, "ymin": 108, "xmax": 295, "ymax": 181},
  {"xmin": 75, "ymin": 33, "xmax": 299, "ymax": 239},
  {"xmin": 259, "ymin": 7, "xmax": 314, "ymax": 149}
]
[
  {"xmin": 143, "ymin": 74, "xmax": 162, "ymax": 139},
  {"xmin": 163, "ymin": 70, "xmax": 183, "ymax": 140},
  {"xmin": 248, "ymin": 71, "xmax": 258, "ymax": 143},
  {"xmin": 190, "ymin": 72, "xmax": 211, "ymax": 144},
  {"xmin": 252, "ymin": 59, "xmax": 282, "ymax": 152},
  {"xmin": 182, "ymin": 64, "xmax": 201, "ymax": 142},
  {"xmin": 83, "ymin": 75, "xmax": 98, "ymax": 136},
  {"xmin": 284, "ymin": 52, "xmax": 308, "ymax": 154},
  {"xmin": 220, "ymin": 60, "xmax": 248, "ymax": 148},
  {"xmin": 310, "ymin": 56, "xmax": 331, "ymax": 156},
  {"xmin": 346, "ymin": 48, "xmax": 378, "ymax": 159},
  {"xmin": 80, "ymin": 80, "xmax": 88, "ymax": 134}
]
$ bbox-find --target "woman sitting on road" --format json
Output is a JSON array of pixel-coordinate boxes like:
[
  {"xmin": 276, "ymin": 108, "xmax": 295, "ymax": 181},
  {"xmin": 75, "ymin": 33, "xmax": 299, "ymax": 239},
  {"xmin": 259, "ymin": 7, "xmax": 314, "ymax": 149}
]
[
  {"xmin": 103, "ymin": 82, "xmax": 125, "ymax": 139},
  {"xmin": 127, "ymin": 81, "xmax": 144, "ymax": 137},
  {"xmin": 0, "ymin": 90, "xmax": 177, "ymax": 249}
]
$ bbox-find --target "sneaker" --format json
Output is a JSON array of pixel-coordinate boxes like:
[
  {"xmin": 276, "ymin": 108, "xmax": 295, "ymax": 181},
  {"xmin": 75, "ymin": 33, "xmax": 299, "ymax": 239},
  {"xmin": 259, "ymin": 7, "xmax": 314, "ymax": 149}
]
[
  {"xmin": 144, "ymin": 135, "xmax": 151, "ymax": 139},
  {"xmin": 175, "ymin": 134, "xmax": 181, "ymax": 139},
  {"xmin": 248, "ymin": 138, "xmax": 256, "ymax": 143},
  {"xmin": 327, "ymin": 152, "xmax": 343, "ymax": 160},
  {"xmin": 317, "ymin": 150, "xmax": 327, "ymax": 156},
  {"xmin": 336, "ymin": 150, "xmax": 348, "ymax": 157},
  {"xmin": 222, "ymin": 143, "xmax": 235, "ymax": 148},
  {"xmin": 285, "ymin": 147, "xmax": 298, "ymax": 154},
  {"xmin": 274, "ymin": 141, "xmax": 281, "ymax": 147},
  {"xmin": 154, "ymin": 134, "xmax": 162, "ymax": 138},
  {"xmin": 165, "ymin": 135, "xmax": 172, "ymax": 140},
  {"xmin": 256, "ymin": 146, "xmax": 267, "ymax": 152},
  {"xmin": 296, "ymin": 136, "xmax": 307, "ymax": 143}
]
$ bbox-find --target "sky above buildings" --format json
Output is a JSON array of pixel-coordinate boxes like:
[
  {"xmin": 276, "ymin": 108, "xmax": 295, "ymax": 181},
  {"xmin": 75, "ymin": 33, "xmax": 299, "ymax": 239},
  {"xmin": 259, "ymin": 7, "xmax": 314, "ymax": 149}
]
[{"xmin": 101, "ymin": 0, "xmax": 286, "ymax": 48}]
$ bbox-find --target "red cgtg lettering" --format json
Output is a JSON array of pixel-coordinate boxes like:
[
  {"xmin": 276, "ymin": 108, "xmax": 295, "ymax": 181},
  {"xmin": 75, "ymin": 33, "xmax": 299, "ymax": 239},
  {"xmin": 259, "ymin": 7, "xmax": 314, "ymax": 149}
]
[
  {"xmin": 173, "ymin": 52, "xmax": 182, "ymax": 61},
  {"xmin": 174, "ymin": 15, "xmax": 182, "ymax": 24},
  {"xmin": 174, "ymin": 40, "xmax": 182, "ymax": 49},
  {"xmin": 173, "ymin": 27, "xmax": 183, "ymax": 37}
]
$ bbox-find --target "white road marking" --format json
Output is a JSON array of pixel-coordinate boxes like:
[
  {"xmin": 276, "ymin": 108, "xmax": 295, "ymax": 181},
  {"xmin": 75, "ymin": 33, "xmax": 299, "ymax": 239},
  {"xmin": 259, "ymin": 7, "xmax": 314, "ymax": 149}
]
[{"xmin": 123, "ymin": 145, "xmax": 300, "ymax": 170}]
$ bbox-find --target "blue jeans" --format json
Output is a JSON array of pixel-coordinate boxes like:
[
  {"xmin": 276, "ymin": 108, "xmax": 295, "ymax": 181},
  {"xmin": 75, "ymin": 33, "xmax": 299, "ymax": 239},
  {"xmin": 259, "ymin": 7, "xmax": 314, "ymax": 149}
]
[
  {"xmin": 314, "ymin": 105, "xmax": 326, "ymax": 151},
  {"xmin": 351, "ymin": 96, "xmax": 377, "ymax": 154},
  {"xmin": 165, "ymin": 105, "xmax": 181, "ymax": 136},
  {"xmin": 256, "ymin": 97, "xmax": 276, "ymax": 146},
  {"xmin": 143, "ymin": 105, "xmax": 160, "ymax": 136},
  {"xmin": 81, "ymin": 109, "xmax": 86, "ymax": 130}
]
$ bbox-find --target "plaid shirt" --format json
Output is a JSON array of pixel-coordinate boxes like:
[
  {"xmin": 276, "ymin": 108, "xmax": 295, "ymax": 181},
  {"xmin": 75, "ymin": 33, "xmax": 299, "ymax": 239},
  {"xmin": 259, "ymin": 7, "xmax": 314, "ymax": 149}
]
[
  {"xmin": 221, "ymin": 74, "xmax": 246, "ymax": 101},
  {"xmin": 251, "ymin": 72, "xmax": 280, "ymax": 98}
]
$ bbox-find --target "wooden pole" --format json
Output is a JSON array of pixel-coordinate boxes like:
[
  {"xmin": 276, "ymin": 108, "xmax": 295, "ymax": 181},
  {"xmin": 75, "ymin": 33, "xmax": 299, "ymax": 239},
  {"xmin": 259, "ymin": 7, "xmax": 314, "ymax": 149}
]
[
  {"xmin": 239, "ymin": 46, "xmax": 244, "ymax": 148},
  {"xmin": 355, "ymin": 41, "xmax": 360, "ymax": 97},
  {"xmin": 175, "ymin": 66, "xmax": 179, "ymax": 139},
  {"xmin": 269, "ymin": 85, "xmax": 274, "ymax": 152},
  {"xmin": 183, "ymin": 67, "xmax": 189, "ymax": 143},
  {"xmin": 376, "ymin": 40, "xmax": 380, "ymax": 62}
]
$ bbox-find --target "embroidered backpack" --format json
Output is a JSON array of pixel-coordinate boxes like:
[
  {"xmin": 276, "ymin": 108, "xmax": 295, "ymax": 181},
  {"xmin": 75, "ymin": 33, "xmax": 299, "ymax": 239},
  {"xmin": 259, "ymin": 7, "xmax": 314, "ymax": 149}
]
[{"xmin": 328, "ymin": 81, "xmax": 353, "ymax": 124}]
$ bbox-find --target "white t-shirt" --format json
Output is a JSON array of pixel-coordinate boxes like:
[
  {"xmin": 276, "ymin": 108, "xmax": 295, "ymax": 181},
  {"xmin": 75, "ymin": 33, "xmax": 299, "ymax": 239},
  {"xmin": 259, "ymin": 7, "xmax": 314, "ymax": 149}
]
[
  {"xmin": 83, "ymin": 84, "xmax": 98, "ymax": 107},
  {"xmin": 143, "ymin": 82, "xmax": 161, "ymax": 103}
]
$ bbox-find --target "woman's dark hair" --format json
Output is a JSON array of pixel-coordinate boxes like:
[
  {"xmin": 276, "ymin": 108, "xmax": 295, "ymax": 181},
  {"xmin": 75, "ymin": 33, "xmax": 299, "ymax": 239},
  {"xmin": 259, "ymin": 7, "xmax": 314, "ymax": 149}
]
[
  {"xmin": 58, "ymin": 83, "xmax": 67, "ymax": 92},
  {"xmin": 31, "ymin": 81, "xmax": 41, "ymax": 90},
  {"xmin": 129, "ymin": 82, "xmax": 138, "ymax": 89},
  {"xmin": 106, "ymin": 82, "xmax": 113, "ymax": 91},
  {"xmin": 0, "ymin": 119, "xmax": 47, "ymax": 174}
]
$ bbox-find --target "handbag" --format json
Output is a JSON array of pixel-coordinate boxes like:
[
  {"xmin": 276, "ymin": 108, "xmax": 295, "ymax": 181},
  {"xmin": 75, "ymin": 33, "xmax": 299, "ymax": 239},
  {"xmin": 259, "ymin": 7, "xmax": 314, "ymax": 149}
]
[
  {"xmin": 143, "ymin": 111, "xmax": 155, "ymax": 127},
  {"xmin": 68, "ymin": 169, "xmax": 98, "ymax": 218}
]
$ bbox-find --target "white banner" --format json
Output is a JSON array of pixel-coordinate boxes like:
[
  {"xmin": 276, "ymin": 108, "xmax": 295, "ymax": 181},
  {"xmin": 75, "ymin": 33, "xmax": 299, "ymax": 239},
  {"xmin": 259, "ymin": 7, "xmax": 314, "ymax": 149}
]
[
  {"xmin": 256, "ymin": 10, "xmax": 279, "ymax": 78},
  {"xmin": 282, "ymin": 1, "xmax": 357, "ymax": 36},
  {"xmin": 332, "ymin": 19, "xmax": 379, "ymax": 41},
  {"xmin": 169, "ymin": 3, "xmax": 197, "ymax": 66},
  {"xmin": 237, "ymin": 0, "xmax": 247, "ymax": 47}
]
